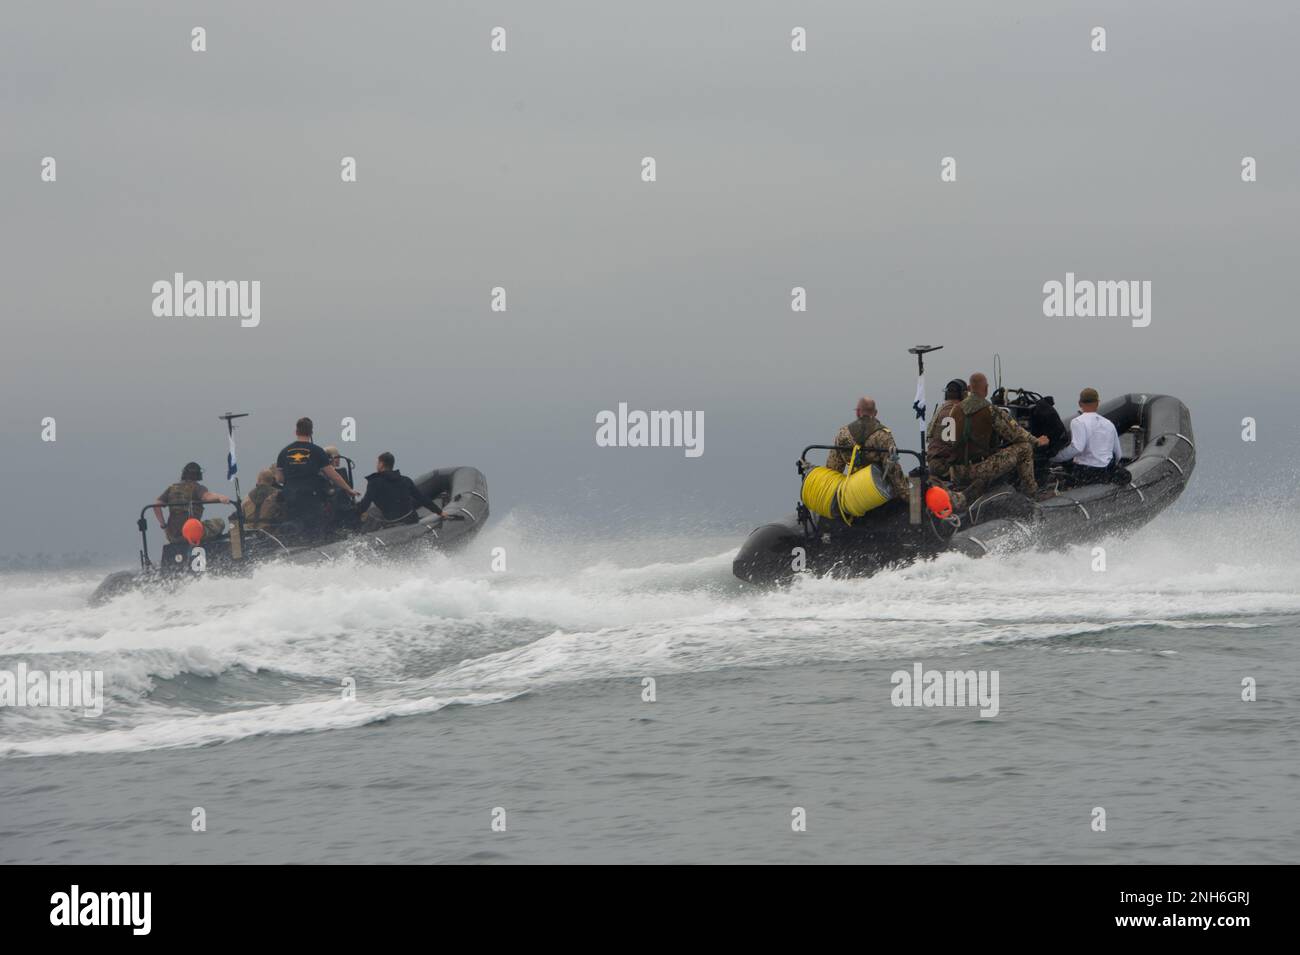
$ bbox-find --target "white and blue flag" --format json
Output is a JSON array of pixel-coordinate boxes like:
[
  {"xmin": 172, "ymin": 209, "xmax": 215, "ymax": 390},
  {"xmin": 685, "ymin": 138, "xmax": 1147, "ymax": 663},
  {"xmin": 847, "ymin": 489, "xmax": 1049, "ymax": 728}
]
[
  {"xmin": 913, "ymin": 371, "xmax": 927, "ymax": 422},
  {"xmin": 227, "ymin": 431, "xmax": 238, "ymax": 480}
]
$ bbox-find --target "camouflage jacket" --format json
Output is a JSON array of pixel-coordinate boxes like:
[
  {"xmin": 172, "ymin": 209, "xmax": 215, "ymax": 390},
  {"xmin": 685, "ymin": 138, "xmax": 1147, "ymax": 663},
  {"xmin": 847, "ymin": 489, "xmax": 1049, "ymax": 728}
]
[
  {"xmin": 243, "ymin": 484, "xmax": 286, "ymax": 528},
  {"xmin": 825, "ymin": 417, "xmax": 897, "ymax": 473},
  {"xmin": 157, "ymin": 480, "xmax": 207, "ymax": 543},
  {"xmin": 992, "ymin": 406, "xmax": 1035, "ymax": 447}
]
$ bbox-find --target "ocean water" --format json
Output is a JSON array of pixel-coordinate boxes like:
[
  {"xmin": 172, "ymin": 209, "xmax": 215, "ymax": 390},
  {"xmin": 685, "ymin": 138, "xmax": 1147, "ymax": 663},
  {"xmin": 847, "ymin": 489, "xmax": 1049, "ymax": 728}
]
[{"xmin": 1, "ymin": 507, "xmax": 1297, "ymax": 863}]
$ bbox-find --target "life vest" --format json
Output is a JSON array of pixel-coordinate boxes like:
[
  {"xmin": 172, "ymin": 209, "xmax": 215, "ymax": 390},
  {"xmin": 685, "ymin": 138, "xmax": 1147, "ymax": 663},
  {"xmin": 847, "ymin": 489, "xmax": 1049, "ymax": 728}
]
[
  {"xmin": 926, "ymin": 399, "xmax": 964, "ymax": 464},
  {"xmin": 845, "ymin": 416, "xmax": 890, "ymax": 474},
  {"xmin": 162, "ymin": 481, "xmax": 204, "ymax": 542},
  {"xmin": 957, "ymin": 395, "xmax": 994, "ymax": 464}
]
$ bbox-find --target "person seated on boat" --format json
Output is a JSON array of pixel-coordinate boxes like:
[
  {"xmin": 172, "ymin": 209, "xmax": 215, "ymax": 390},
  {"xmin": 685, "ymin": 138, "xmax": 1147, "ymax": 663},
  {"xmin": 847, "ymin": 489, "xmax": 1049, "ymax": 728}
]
[
  {"xmin": 275, "ymin": 417, "xmax": 359, "ymax": 538},
  {"xmin": 324, "ymin": 446, "xmax": 351, "ymax": 487},
  {"xmin": 319, "ymin": 445, "xmax": 359, "ymax": 529},
  {"xmin": 945, "ymin": 373, "xmax": 1053, "ymax": 502},
  {"xmin": 925, "ymin": 379, "xmax": 971, "ymax": 510},
  {"xmin": 926, "ymin": 379, "xmax": 967, "ymax": 476},
  {"xmin": 153, "ymin": 462, "xmax": 230, "ymax": 544},
  {"xmin": 1026, "ymin": 394, "xmax": 1070, "ymax": 482},
  {"xmin": 242, "ymin": 467, "xmax": 286, "ymax": 530},
  {"xmin": 1051, "ymin": 387, "xmax": 1124, "ymax": 485},
  {"xmin": 823, "ymin": 396, "xmax": 910, "ymax": 503},
  {"xmin": 355, "ymin": 452, "xmax": 444, "ymax": 529}
]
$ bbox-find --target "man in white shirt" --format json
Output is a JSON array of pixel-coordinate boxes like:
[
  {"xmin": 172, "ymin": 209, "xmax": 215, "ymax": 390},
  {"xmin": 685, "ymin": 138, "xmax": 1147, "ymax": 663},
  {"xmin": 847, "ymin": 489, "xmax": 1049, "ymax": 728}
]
[{"xmin": 1051, "ymin": 387, "xmax": 1123, "ymax": 484}]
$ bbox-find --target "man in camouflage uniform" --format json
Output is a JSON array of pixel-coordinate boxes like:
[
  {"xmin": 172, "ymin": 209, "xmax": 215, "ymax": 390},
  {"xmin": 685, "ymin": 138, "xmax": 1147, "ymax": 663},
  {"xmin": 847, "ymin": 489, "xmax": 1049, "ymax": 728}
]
[
  {"xmin": 153, "ymin": 462, "xmax": 230, "ymax": 544},
  {"xmin": 242, "ymin": 467, "xmax": 286, "ymax": 530},
  {"xmin": 824, "ymin": 397, "xmax": 910, "ymax": 502},
  {"xmin": 924, "ymin": 378, "xmax": 971, "ymax": 510},
  {"xmin": 926, "ymin": 378, "xmax": 968, "ymax": 480},
  {"xmin": 944, "ymin": 373, "xmax": 1052, "ymax": 501}
]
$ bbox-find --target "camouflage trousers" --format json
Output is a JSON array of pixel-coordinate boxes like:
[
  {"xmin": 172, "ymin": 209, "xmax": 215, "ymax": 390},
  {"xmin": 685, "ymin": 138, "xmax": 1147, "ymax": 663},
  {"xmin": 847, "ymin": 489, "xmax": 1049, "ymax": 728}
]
[
  {"xmin": 950, "ymin": 443, "xmax": 1038, "ymax": 500},
  {"xmin": 880, "ymin": 461, "xmax": 911, "ymax": 502}
]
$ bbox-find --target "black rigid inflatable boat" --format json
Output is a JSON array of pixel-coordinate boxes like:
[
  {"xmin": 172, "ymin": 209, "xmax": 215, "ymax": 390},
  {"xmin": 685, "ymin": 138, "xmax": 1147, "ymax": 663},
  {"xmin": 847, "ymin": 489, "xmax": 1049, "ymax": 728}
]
[
  {"xmin": 733, "ymin": 392, "xmax": 1194, "ymax": 585},
  {"xmin": 90, "ymin": 466, "xmax": 489, "ymax": 605}
]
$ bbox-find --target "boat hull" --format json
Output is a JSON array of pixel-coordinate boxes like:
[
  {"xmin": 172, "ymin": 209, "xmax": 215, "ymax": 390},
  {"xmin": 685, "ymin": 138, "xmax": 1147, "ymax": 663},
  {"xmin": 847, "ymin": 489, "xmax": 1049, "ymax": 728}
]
[
  {"xmin": 89, "ymin": 466, "xmax": 489, "ymax": 604},
  {"xmin": 734, "ymin": 394, "xmax": 1194, "ymax": 585}
]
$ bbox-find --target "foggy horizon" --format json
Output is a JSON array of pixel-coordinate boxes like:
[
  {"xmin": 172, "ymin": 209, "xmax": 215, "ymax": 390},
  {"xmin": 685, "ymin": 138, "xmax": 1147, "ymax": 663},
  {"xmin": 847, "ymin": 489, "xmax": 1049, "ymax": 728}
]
[{"xmin": 3, "ymin": 0, "xmax": 1297, "ymax": 558}]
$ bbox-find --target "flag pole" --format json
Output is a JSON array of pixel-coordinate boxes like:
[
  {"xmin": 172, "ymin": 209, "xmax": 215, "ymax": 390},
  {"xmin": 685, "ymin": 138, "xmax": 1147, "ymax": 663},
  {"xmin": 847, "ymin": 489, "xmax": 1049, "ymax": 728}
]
[
  {"xmin": 218, "ymin": 412, "xmax": 249, "ymax": 499},
  {"xmin": 218, "ymin": 412, "xmax": 250, "ymax": 554},
  {"xmin": 907, "ymin": 345, "xmax": 942, "ymax": 508}
]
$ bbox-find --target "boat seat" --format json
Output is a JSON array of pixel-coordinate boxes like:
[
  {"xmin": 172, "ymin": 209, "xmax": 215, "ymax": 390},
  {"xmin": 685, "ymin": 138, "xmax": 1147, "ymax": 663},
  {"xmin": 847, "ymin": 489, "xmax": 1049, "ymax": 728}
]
[{"xmin": 1118, "ymin": 431, "xmax": 1136, "ymax": 463}]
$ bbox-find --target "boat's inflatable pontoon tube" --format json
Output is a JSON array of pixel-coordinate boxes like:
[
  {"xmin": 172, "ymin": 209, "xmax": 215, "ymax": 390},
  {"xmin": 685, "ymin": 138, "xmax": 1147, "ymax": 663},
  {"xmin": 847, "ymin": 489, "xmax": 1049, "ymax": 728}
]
[
  {"xmin": 286, "ymin": 466, "xmax": 489, "ymax": 563},
  {"xmin": 948, "ymin": 394, "xmax": 1193, "ymax": 557}
]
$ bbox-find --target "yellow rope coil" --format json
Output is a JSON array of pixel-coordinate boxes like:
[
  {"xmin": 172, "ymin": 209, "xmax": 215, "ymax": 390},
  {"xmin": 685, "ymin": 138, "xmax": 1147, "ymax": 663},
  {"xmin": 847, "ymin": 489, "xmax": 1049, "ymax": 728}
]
[
  {"xmin": 800, "ymin": 463, "xmax": 891, "ymax": 524},
  {"xmin": 800, "ymin": 466, "xmax": 845, "ymax": 519},
  {"xmin": 838, "ymin": 465, "xmax": 890, "ymax": 518}
]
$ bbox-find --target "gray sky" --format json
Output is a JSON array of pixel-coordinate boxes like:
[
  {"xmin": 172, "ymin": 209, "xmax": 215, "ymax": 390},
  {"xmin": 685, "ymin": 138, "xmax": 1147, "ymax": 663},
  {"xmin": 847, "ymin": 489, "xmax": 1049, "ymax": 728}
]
[{"xmin": 3, "ymin": 0, "xmax": 1298, "ymax": 558}]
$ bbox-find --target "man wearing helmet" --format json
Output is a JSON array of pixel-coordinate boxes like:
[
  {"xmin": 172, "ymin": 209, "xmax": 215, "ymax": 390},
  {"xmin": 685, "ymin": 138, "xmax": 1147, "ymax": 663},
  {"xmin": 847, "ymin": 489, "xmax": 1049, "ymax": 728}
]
[{"xmin": 153, "ymin": 462, "xmax": 230, "ymax": 545}]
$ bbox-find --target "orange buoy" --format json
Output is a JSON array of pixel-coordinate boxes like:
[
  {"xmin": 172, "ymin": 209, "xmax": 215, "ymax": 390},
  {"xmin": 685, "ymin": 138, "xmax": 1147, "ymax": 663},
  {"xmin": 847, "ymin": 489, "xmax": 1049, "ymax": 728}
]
[
  {"xmin": 181, "ymin": 518, "xmax": 205, "ymax": 546},
  {"xmin": 925, "ymin": 486, "xmax": 953, "ymax": 519}
]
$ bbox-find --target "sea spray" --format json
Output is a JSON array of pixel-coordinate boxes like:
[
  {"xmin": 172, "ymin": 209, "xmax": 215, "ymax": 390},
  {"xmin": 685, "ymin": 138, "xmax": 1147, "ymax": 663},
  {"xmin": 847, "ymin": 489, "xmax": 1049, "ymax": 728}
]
[{"xmin": 2, "ymin": 507, "xmax": 1299, "ymax": 758}]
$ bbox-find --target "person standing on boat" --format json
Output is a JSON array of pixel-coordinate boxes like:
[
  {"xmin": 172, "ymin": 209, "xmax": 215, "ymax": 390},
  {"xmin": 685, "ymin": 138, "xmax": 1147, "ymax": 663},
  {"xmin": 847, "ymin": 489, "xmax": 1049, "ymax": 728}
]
[
  {"xmin": 153, "ymin": 462, "xmax": 230, "ymax": 544},
  {"xmin": 947, "ymin": 373, "xmax": 1053, "ymax": 502},
  {"xmin": 1051, "ymin": 387, "xmax": 1123, "ymax": 484},
  {"xmin": 355, "ymin": 452, "xmax": 443, "ymax": 529},
  {"xmin": 824, "ymin": 397, "xmax": 910, "ymax": 502},
  {"xmin": 275, "ymin": 417, "xmax": 358, "ymax": 537}
]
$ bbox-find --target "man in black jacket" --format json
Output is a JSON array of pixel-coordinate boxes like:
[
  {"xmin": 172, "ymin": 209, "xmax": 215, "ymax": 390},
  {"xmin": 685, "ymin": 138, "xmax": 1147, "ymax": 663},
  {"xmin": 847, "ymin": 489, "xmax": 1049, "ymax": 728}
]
[
  {"xmin": 1027, "ymin": 395, "xmax": 1070, "ymax": 484},
  {"xmin": 356, "ymin": 452, "xmax": 444, "ymax": 527}
]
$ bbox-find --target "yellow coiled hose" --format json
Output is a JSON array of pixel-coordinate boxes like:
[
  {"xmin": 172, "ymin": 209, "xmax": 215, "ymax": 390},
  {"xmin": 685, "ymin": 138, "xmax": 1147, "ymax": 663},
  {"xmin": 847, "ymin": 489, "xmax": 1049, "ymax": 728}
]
[{"xmin": 800, "ymin": 454, "xmax": 891, "ymax": 524}]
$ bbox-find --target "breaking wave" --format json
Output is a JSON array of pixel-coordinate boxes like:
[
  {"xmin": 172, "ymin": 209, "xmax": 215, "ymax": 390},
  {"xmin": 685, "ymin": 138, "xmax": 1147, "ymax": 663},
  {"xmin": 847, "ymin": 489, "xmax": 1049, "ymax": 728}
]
[{"xmin": 2, "ymin": 507, "xmax": 1297, "ymax": 758}]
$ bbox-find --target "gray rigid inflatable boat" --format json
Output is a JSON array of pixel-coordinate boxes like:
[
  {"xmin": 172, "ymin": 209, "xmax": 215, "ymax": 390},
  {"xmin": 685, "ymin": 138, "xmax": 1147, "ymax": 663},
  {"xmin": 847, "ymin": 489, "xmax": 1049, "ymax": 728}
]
[
  {"xmin": 284, "ymin": 466, "xmax": 489, "ymax": 564},
  {"xmin": 732, "ymin": 393, "xmax": 1195, "ymax": 584},
  {"xmin": 90, "ymin": 466, "xmax": 489, "ymax": 604},
  {"xmin": 949, "ymin": 393, "xmax": 1194, "ymax": 557}
]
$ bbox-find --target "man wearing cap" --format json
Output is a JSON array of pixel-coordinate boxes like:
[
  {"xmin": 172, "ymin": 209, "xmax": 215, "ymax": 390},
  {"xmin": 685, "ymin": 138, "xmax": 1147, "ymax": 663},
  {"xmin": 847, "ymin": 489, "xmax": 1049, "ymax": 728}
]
[
  {"xmin": 153, "ymin": 462, "xmax": 230, "ymax": 544},
  {"xmin": 1052, "ymin": 387, "xmax": 1123, "ymax": 484}
]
